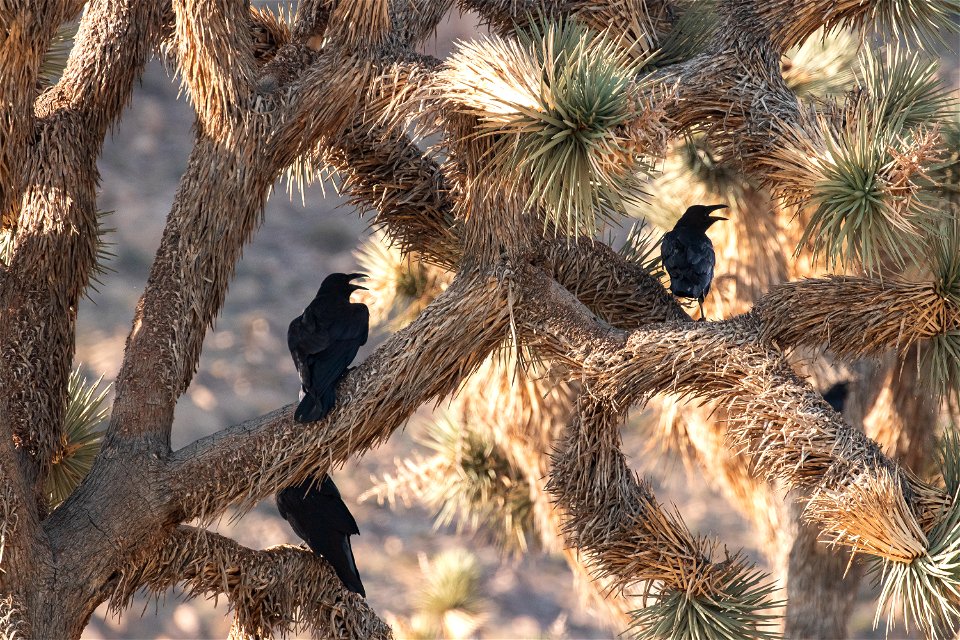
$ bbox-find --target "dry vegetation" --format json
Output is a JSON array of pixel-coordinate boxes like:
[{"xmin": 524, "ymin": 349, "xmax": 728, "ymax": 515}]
[{"xmin": 1, "ymin": 0, "xmax": 959, "ymax": 638}]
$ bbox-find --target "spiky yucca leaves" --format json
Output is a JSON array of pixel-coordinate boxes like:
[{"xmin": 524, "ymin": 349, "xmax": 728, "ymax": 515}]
[
  {"xmin": 363, "ymin": 413, "xmax": 536, "ymax": 553},
  {"xmin": 769, "ymin": 45, "xmax": 954, "ymax": 274},
  {"xmin": 792, "ymin": 113, "xmax": 942, "ymax": 273},
  {"xmin": 631, "ymin": 562, "xmax": 780, "ymax": 640},
  {"xmin": 868, "ymin": 429, "xmax": 960, "ymax": 639},
  {"xmin": 859, "ymin": 0, "xmax": 960, "ymax": 49},
  {"xmin": 354, "ymin": 230, "xmax": 451, "ymax": 330},
  {"xmin": 617, "ymin": 221, "xmax": 663, "ymax": 277},
  {"xmin": 416, "ymin": 549, "xmax": 488, "ymax": 639},
  {"xmin": 40, "ymin": 22, "xmax": 77, "ymax": 87},
  {"xmin": 857, "ymin": 47, "xmax": 956, "ymax": 132},
  {"xmin": 645, "ymin": 0, "xmax": 718, "ymax": 69},
  {"xmin": 48, "ymin": 369, "xmax": 110, "ymax": 507},
  {"xmin": 441, "ymin": 20, "xmax": 665, "ymax": 237},
  {"xmin": 86, "ymin": 208, "xmax": 116, "ymax": 296},
  {"xmin": 781, "ymin": 28, "xmax": 859, "ymax": 98},
  {"xmin": 920, "ymin": 214, "xmax": 960, "ymax": 403}
]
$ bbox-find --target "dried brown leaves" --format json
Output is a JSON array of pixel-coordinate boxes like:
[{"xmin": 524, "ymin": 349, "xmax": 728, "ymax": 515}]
[{"xmin": 755, "ymin": 276, "xmax": 957, "ymax": 360}]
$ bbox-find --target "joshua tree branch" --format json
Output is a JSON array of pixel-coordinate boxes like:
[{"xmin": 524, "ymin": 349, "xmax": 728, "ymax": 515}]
[
  {"xmin": 169, "ymin": 269, "xmax": 510, "ymax": 523},
  {"xmin": 1, "ymin": 0, "xmax": 165, "ymax": 485},
  {"xmin": 112, "ymin": 526, "xmax": 391, "ymax": 639},
  {"xmin": 516, "ymin": 266, "xmax": 949, "ymax": 557},
  {"xmin": 103, "ymin": 134, "xmax": 275, "ymax": 451},
  {"xmin": 171, "ymin": 0, "xmax": 256, "ymax": 133},
  {"xmin": 0, "ymin": 0, "xmax": 84, "ymax": 221},
  {"xmin": 37, "ymin": 0, "xmax": 169, "ymax": 135}
]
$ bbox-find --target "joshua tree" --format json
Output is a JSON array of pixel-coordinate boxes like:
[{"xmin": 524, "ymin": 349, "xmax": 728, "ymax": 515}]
[{"xmin": 1, "ymin": 0, "xmax": 959, "ymax": 639}]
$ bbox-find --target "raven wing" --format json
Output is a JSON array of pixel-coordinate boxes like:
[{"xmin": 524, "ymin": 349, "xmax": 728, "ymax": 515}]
[
  {"xmin": 288, "ymin": 315, "xmax": 331, "ymax": 387},
  {"xmin": 682, "ymin": 234, "xmax": 715, "ymax": 299},
  {"xmin": 660, "ymin": 230, "xmax": 682, "ymax": 276},
  {"xmin": 662, "ymin": 230, "xmax": 716, "ymax": 300},
  {"xmin": 304, "ymin": 304, "xmax": 369, "ymax": 399},
  {"xmin": 318, "ymin": 475, "xmax": 361, "ymax": 535}
]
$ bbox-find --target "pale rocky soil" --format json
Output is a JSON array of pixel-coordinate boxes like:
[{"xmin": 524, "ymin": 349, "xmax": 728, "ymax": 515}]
[{"xmin": 71, "ymin": 14, "xmax": 940, "ymax": 639}]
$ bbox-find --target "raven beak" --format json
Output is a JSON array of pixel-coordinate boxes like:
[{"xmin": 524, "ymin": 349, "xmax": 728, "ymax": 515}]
[
  {"xmin": 706, "ymin": 204, "xmax": 728, "ymax": 221},
  {"xmin": 348, "ymin": 273, "xmax": 369, "ymax": 291}
]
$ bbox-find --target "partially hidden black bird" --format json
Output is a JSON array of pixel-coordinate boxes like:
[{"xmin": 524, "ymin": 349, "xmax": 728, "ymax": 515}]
[
  {"xmin": 822, "ymin": 381, "xmax": 850, "ymax": 413},
  {"xmin": 278, "ymin": 272, "xmax": 370, "ymax": 597},
  {"xmin": 287, "ymin": 272, "xmax": 370, "ymax": 423},
  {"xmin": 277, "ymin": 474, "xmax": 366, "ymax": 597},
  {"xmin": 660, "ymin": 204, "xmax": 728, "ymax": 319}
]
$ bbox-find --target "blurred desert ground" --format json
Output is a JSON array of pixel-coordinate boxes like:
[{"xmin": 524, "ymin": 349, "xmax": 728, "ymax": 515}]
[{"xmin": 71, "ymin": 10, "xmax": 955, "ymax": 640}]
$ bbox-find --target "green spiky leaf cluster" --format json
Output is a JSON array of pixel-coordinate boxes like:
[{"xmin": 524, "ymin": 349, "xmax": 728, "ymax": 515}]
[
  {"xmin": 48, "ymin": 369, "xmax": 110, "ymax": 507},
  {"xmin": 860, "ymin": 0, "xmax": 960, "ymax": 49},
  {"xmin": 87, "ymin": 209, "xmax": 117, "ymax": 296},
  {"xmin": 646, "ymin": 0, "xmax": 718, "ymax": 69},
  {"xmin": 418, "ymin": 414, "xmax": 536, "ymax": 553},
  {"xmin": 456, "ymin": 20, "xmax": 653, "ymax": 236},
  {"xmin": 798, "ymin": 116, "xmax": 935, "ymax": 272},
  {"xmin": 857, "ymin": 47, "xmax": 956, "ymax": 131},
  {"xmin": 618, "ymin": 221, "xmax": 664, "ymax": 276},
  {"xmin": 630, "ymin": 561, "xmax": 780, "ymax": 640},
  {"xmin": 797, "ymin": 47, "xmax": 953, "ymax": 274},
  {"xmin": 919, "ymin": 215, "xmax": 960, "ymax": 403},
  {"xmin": 869, "ymin": 429, "xmax": 960, "ymax": 639}
]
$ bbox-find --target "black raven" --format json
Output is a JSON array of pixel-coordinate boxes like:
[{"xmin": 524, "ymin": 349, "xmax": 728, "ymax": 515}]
[
  {"xmin": 661, "ymin": 204, "xmax": 727, "ymax": 319},
  {"xmin": 287, "ymin": 272, "xmax": 369, "ymax": 423},
  {"xmin": 277, "ymin": 272, "xmax": 370, "ymax": 597},
  {"xmin": 277, "ymin": 474, "xmax": 366, "ymax": 597},
  {"xmin": 822, "ymin": 381, "xmax": 850, "ymax": 413}
]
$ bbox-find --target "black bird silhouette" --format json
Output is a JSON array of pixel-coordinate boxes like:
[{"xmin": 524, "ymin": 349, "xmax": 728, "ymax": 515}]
[
  {"xmin": 661, "ymin": 204, "xmax": 728, "ymax": 319},
  {"xmin": 278, "ymin": 272, "xmax": 369, "ymax": 597},
  {"xmin": 287, "ymin": 272, "xmax": 369, "ymax": 423},
  {"xmin": 277, "ymin": 474, "xmax": 366, "ymax": 597},
  {"xmin": 822, "ymin": 381, "xmax": 850, "ymax": 413}
]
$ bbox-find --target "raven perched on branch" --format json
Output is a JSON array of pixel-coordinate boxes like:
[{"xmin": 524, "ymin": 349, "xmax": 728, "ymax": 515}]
[
  {"xmin": 277, "ymin": 272, "xmax": 370, "ymax": 597},
  {"xmin": 287, "ymin": 272, "xmax": 370, "ymax": 422},
  {"xmin": 661, "ymin": 204, "xmax": 727, "ymax": 320}
]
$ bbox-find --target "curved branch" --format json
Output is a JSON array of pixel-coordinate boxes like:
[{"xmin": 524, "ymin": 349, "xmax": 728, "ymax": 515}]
[
  {"xmin": 0, "ymin": 0, "xmax": 83, "ymax": 221},
  {"xmin": 517, "ymin": 266, "xmax": 949, "ymax": 560},
  {"xmin": 169, "ymin": 269, "xmax": 510, "ymax": 523},
  {"xmin": 104, "ymin": 134, "xmax": 274, "ymax": 451},
  {"xmin": 546, "ymin": 396, "xmax": 776, "ymax": 634},
  {"xmin": 37, "ymin": 0, "xmax": 169, "ymax": 137},
  {"xmin": 171, "ymin": 0, "xmax": 256, "ymax": 134},
  {"xmin": 112, "ymin": 526, "xmax": 391, "ymax": 639},
  {"xmin": 2, "ymin": 0, "xmax": 166, "ymax": 479},
  {"xmin": 756, "ymin": 276, "xmax": 958, "ymax": 359}
]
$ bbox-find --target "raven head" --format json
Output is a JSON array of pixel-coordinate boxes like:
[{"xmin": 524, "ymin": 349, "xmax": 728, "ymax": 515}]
[
  {"xmin": 319, "ymin": 272, "xmax": 369, "ymax": 294},
  {"xmin": 678, "ymin": 203, "xmax": 728, "ymax": 229}
]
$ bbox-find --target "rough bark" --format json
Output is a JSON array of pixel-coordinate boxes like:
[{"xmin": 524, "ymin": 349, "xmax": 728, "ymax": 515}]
[{"xmin": 0, "ymin": 0, "xmax": 952, "ymax": 636}]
